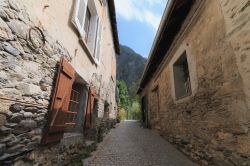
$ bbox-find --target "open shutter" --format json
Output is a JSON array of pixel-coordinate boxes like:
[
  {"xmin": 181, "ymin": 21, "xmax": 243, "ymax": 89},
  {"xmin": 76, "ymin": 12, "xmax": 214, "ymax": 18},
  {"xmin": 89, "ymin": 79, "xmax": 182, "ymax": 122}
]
[
  {"xmin": 94, "ymin": 18, "xmax": 102, "ymax": 62},
  {"xmin": 84, "ymin": 87, "xmax": 96, "ymax": 136},
  {"xmin": 42, "ymin": 57, "xmax": 75, "ymax": 144},
  {"xmin": 87, "ymin": 16, "xmax": 99, "ymax": 54},
  {"xmin": 72, "ymin": 0, "xmax": 88, "ymax": 37}
]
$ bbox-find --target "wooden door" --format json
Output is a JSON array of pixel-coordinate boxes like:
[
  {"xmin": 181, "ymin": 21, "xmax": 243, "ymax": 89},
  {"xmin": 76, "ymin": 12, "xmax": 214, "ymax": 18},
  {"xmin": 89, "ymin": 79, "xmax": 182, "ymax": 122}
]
[{"xmin": 84, "ymin": 86, "xmax": 96, "ymax": 136}]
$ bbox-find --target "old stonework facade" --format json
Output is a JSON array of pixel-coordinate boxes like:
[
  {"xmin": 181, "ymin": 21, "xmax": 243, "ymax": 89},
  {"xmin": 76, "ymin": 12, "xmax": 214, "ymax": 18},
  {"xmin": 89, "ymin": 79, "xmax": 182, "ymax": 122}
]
[
  {"xmin": 0, "ymin": 0, "xmax": 119, "ymax": 165},
  {"xmin": 138, "ymin": 0, "xmax": 250, "ymax": 165}
]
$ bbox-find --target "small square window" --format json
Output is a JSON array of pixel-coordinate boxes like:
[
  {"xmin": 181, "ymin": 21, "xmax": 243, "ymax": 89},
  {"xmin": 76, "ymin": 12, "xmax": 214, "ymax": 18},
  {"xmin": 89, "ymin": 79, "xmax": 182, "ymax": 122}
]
[{"xmin": 173, "ymin": 51, "xmax": 192, "ymax": 99}]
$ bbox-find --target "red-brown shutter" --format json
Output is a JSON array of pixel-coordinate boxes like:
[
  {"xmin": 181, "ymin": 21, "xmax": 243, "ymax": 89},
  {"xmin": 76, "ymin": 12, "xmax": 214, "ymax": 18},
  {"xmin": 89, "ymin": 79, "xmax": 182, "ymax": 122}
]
[
  {"xmin": 42, "ymin": 57, "xmax": 75, "ymax": 144},
  {"xmin": 84, "ymin": 87, "xmax": 96, "ymax": 135}
]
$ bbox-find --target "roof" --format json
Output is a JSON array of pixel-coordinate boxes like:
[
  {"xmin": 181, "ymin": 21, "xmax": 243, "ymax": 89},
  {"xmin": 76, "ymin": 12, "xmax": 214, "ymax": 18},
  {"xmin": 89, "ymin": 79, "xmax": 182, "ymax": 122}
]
[
  {"xmin": 137, "ymin": 0, "xmax": 195, "ymax": 94},
  {"xmin": 107, "ymin": 0, "xmax": 120, "ymax": 54}
]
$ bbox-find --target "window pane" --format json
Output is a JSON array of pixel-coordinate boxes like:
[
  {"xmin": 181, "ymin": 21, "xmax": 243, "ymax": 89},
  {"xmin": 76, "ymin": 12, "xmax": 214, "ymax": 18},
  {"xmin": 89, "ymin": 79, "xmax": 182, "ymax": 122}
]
[
  {"xmin": 77, "ymin": 0, "xmax": 86, "ymax": 26},
  {"xmin": 84, "ymin": 8, "xmax": 91, "ymax": 41}
]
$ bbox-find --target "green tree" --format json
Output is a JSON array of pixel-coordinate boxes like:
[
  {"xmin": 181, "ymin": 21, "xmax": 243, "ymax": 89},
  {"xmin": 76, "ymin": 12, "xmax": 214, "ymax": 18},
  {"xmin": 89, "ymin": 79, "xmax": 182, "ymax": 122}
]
[
  {"xmin": 128, "ymin": 96, "xmax": 141, "ymax": 120},
  {"xmin": 118, "ymin": 108, "xmax": 127, "ymax": 120},
  {"xmin": 117, "ymin": 81, "xmax": 142, "ymax": 120},
  {"xmin": 117, "ymin": 80, "xmax": 130, "ymax": 119}
]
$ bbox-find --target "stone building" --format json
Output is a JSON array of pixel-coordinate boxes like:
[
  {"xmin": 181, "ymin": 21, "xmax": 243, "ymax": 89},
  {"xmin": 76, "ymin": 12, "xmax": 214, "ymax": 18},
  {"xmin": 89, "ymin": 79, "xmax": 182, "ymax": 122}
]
[
  {"xmin": 0, "ymin": 0, "xmax": 119, "ymax": 165},
  {"xmin": 138, "ymin": 0, "xmax": 250, "ymax": 165}
]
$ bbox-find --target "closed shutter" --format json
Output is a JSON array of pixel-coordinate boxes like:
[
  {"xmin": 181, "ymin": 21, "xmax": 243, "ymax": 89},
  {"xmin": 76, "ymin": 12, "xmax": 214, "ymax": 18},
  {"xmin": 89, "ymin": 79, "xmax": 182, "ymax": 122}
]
[
  {"xmin": 94, "ymin": 18, "xmax": 103, "ymax": 62},
  {"xmin": 72, "ymin": 0, "xmax": 88, "ymax": 37},
  {"xmin": 84, "ymin": 87, "xmax": 96, "ymax": 135},
  {"xmin": 42, "ymin": 57, "xmax": 75, "ymax": 144}
]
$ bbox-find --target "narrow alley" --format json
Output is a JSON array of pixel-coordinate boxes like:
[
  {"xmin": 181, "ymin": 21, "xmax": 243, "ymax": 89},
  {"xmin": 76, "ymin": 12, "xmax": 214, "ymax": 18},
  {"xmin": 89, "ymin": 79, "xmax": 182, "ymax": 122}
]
[
  {"xmin": 84, "ymin": 121, "xmax": 196, "ymax": 166},
  {"xmin": 1, "ymin": 0, "xmax": 250, "ymax": 165}
]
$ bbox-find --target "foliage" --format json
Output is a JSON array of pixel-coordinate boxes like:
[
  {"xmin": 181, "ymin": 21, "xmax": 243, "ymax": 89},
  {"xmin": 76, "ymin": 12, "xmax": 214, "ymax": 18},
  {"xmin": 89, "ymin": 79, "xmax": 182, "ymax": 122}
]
[
  {"xmin": 117, "ymin": 80, "xmax": 130, "ymax": 109},
  {"xmin": 118, "ymin": 108, "xmax": 127, "ymax": 120},
  {"xmin": 116, "ymin": 81, "xmax": 141, "ymax": 120},
  {"xmin": 126, "ymin": 96, "xmax": 141, "ymax": 120},
  {"xmin": 129, "ymin": 97, "xmax": 141, "ymax": 120}
]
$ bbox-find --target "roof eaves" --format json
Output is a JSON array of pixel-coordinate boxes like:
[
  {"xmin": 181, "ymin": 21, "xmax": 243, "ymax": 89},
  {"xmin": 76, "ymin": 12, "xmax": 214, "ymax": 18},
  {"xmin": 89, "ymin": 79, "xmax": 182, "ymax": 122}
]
[
  {"xmin": 107, "ymin": 0, "xmax": 120, "ymax": 55},
  {"xmin": 137, "ymin": 0, "xmax": 175, "ymax": 94}
]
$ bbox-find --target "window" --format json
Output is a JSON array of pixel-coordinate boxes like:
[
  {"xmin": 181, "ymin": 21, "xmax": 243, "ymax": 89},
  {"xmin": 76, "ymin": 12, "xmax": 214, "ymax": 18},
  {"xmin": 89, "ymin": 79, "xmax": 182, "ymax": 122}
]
[
  {"xmin": 84, "ymin": 8, "xmax": 91, "ymax": 42},
  {"xmin": 103, "ymin": 101, "xmax": 110, "ymax": 119},
  {"xmin": 41, "ymin": 58, "xmax": 92, "ymax": 144},
  {"xmin": 99, "ymin": 0, "xmax": 103, "ymax": 5},
  {"xmin": 99, "ymin": 0, "xmax": 107, "ymax": 6},
  {"xmin": 73, "ymin": 0, "xmax": 103, "ymax": 62},
  {"xmin": 173, "ymin": 51, "xmax": 192, "ymax": 99},
  {"xmin": 66, "ymin": 82, "xmax": 89, "ymax": 133},
  {"xmin": 41, "ymin": 58, "xmax": 76, "ymax": 144},
  {"xmin": 74, "ymin": 0, "xmax": 88, "ymax": 37},
  {"xmin": 66, "ymin": 89, "xmax": 80, "ymax": 126}
]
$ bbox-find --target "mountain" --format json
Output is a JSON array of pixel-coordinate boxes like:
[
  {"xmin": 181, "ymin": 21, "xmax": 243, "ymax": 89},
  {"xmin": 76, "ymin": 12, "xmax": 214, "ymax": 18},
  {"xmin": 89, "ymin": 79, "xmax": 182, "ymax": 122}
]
[{"xmin": 117, "ymin": 45, "xmax": 147, "ymax": 96}]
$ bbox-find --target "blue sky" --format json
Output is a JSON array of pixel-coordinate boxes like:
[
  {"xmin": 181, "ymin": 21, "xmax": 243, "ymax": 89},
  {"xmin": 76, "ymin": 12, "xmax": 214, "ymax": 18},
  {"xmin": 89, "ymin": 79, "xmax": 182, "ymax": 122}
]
[{"xmin": 114, "ymin": 0, "xmax": 167, "ymax": 58}]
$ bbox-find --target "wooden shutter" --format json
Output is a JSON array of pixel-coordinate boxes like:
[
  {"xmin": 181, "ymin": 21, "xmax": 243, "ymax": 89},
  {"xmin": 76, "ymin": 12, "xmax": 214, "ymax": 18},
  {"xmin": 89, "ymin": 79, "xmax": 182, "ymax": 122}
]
[
  {"xmin": 94, "ymin": 18, "xmax": 102, "ymax": 61},
  {"xmin": 84, "ymin": 87, "xmax": 96, "ymax": 135},
  {"xmin": 42, "ymin": 57, "xmax": 75, "ymax": 144},
  {"xmin": 72, "ymin": 0, "xmax": 88, "ymax": 37}
]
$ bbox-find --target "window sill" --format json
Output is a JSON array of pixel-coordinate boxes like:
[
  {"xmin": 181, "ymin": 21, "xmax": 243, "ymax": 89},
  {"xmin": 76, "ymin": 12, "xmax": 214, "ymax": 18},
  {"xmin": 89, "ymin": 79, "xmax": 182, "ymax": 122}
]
[
  {"xmin": 63, "ymin": 132, "xmax": 82, "ymax": 139},
  {"xmin": 174, "ymin": 93, "xmax": 192, "ymax": 104},
  {"xmin": 79, "ymin": 39, "xmax": 99, "ymax": 66}
]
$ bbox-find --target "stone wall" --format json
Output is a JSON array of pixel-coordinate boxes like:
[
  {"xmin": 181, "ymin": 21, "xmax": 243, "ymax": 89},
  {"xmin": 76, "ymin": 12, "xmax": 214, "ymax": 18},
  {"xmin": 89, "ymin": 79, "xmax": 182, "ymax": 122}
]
[
  {"xmin": 144, "ymin": 0, "xmax": 250, "ymax": 165},
  {"xmin": 219, "ymin": 0, "xmax": 250, "ymax": 117},
  {"xmin": 0, "ymin": 0, "xmax": 117, "ymax": 165}
]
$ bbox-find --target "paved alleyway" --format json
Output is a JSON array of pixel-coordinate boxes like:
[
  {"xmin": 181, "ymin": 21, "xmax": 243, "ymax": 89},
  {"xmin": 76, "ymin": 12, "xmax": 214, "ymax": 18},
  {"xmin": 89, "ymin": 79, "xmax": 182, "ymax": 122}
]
[{"xmin": 84, "ymin": 121, "xmax": 196, "ymax": 166}]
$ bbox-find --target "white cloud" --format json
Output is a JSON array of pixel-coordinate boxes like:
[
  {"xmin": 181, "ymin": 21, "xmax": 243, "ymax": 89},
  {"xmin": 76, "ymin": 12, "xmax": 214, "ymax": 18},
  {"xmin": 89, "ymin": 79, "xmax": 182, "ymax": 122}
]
[{"xmin": 114, "ymin": 0, "xmax": 165, "ymax": 30}]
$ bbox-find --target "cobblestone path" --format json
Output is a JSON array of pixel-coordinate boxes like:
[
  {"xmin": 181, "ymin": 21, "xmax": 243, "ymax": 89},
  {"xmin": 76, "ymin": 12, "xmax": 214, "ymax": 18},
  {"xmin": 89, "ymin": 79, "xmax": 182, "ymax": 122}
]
[{"xmin": 84, "ymin": 121, "xmax": 196, "ymax": 166}]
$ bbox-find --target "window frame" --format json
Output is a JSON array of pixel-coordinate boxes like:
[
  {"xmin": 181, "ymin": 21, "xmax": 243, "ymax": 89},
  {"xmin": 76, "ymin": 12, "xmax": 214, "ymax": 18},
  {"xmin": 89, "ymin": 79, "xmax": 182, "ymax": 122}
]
[
  {"xmin": 66, "ymin": 88, "xmax": 80, "ymax": 126},
  {"xmin": 170, "ymin": 44, "xmax": 198, "ymax": 103},
  {"xmin": 173, "ymin": 52, "xmax": 192, "ymax": 99},
  {"xmin": 74, "ymin": 0, "xmax": 88, "ymax": 37}
]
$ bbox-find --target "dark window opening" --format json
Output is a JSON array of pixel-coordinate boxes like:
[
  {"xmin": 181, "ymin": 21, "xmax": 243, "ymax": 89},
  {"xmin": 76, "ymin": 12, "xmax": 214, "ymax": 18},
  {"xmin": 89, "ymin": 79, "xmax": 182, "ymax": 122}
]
[
  {"xmin": 91, "ymin": 98, "xmax": 99, "ymax": 125},
  {"xmin": 173, "ymin": 51, "xmax": 192, "ymax": 99},
  {"xmin": 104, "ymin": 101, "xmax": 110, "ymax": 120},
  {"xmin": 65, "ymin": 82, "xmax": 88, "ymax": 134},
  {"xmin": 84, "ymin": 7, "xmax": 91, "ymax": 42}
]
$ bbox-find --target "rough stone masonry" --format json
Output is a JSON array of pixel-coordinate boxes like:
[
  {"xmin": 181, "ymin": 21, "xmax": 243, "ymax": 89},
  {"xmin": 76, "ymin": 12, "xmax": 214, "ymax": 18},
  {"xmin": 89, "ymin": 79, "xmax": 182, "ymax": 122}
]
[
  {"xmin": 0, "ymin": 0, "xmax": 117, "ymax": 165},
  {"xmin": 138, "ymin": 0, "xmax": 250, "ymax": 165}
]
